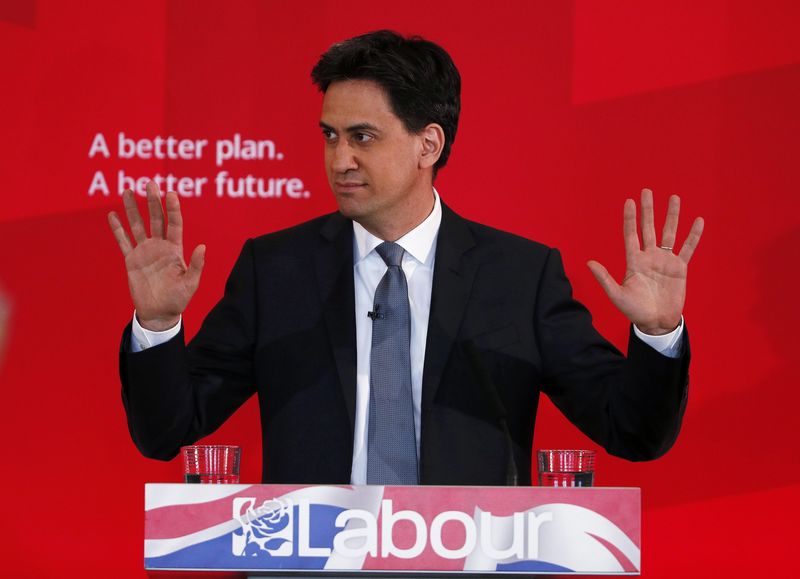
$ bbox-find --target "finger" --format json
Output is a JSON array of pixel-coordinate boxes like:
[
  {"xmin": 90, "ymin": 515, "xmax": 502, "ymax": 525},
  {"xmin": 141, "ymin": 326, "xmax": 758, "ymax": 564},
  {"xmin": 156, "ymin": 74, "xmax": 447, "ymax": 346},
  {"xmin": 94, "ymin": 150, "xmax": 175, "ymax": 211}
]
[
  {"xmin": 165, "ymin": 190, "xmax": 184, "ymax": 245},
  {"xmin": 108, "ymin": 211, "xmax": 133, "ymax": 256},
  {"xmin": 640, "ymin": 188, "xmax": 657, "ymax": 248},
  {"xmin": 623, "ymin": 198, "xmax": 639, "ymax": 258},
  {"xmin": 587, "ymin": 260, "xmax": 621, "ymax": 302},
  {"xmin": 678, "ymin": 216, "xmax": 705, "ymax": 263},
  {"xmin": 122, "ymin": 188, "xmax": 148, "ymax": 244},
  {"xmin": 186, "ymin": 244, "xmax": 206, "ymax": 290},
  {"xmin": 660, "ymin": 194, "xmax": 680, "ymax": 250},
  {"xmin": 146, "ymin": 181, "xmax": 165, "ymax": 239}
]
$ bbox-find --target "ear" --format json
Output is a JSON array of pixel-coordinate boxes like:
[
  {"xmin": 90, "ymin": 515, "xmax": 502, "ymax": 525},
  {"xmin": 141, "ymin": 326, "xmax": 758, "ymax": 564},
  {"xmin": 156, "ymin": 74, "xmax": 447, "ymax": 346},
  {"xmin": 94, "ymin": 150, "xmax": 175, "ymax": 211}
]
[{"xmin": 418, "ymin": 123, "xmax": 445, "ymax": 170}]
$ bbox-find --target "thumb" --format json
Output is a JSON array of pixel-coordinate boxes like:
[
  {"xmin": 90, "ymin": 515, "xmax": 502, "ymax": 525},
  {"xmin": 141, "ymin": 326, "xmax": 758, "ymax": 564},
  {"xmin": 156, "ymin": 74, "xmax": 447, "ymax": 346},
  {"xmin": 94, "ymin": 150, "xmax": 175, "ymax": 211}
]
[
  {"xmin": 587, "ymin": 260, "xmax": 620, "ymax": 301},
  {"xmin": 186, "ymin": 244, "xmax": 206, "ymax": 287}
]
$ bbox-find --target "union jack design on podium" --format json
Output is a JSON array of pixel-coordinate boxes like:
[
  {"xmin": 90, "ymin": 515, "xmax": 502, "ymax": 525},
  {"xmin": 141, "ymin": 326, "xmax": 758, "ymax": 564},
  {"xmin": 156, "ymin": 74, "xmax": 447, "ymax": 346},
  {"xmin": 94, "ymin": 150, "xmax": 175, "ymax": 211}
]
[{"xmin": 144, "ymin": 484, "xmax": 641, "ymax": 574}]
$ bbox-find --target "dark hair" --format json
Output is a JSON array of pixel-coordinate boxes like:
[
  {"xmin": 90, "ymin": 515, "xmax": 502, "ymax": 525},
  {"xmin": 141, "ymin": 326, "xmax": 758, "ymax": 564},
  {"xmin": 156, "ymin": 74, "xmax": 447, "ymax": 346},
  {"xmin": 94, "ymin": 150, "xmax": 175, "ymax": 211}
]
[{"xmin": 311, "ymin": 30, "xmax": 461, "ymax": 174}]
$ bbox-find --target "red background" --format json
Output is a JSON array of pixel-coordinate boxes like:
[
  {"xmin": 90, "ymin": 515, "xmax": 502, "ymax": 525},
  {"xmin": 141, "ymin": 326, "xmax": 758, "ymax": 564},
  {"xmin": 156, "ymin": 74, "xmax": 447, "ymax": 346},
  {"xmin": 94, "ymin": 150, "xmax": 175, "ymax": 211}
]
[{"xmin": 1, "ymin": 0, "xmax": 798, "ymax": 575}]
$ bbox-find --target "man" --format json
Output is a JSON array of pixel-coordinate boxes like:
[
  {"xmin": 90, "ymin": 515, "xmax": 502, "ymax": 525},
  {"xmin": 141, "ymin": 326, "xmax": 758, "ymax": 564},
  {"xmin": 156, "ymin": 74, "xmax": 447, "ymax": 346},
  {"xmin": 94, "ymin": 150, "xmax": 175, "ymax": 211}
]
[{"xmin": 109, "ymin": 31, "xmax": 703, "ymax": 485}]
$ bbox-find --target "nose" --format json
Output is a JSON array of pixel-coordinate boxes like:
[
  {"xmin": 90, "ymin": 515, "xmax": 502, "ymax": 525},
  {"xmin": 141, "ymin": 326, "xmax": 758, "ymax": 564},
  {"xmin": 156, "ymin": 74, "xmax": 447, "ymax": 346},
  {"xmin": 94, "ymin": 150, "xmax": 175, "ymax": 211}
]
[{"xmin": 329, "ymin": 140, "xmax": 358, "ymax": 174}]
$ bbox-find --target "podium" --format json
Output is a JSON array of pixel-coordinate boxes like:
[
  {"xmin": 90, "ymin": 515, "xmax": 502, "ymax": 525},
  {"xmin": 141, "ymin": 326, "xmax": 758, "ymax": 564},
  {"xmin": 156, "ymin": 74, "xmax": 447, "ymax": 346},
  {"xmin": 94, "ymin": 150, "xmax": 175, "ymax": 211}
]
[{"xmin": 145, "ymin": 484, "xmax": 640, "ymax": 576}]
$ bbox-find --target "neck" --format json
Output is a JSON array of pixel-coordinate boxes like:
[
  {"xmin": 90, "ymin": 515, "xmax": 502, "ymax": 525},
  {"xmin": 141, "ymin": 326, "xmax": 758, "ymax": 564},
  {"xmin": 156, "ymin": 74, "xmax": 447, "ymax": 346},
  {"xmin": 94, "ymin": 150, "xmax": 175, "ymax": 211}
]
[{"xmin": 360, "ymin": 188, "xmax": 436, "ymax": 242}]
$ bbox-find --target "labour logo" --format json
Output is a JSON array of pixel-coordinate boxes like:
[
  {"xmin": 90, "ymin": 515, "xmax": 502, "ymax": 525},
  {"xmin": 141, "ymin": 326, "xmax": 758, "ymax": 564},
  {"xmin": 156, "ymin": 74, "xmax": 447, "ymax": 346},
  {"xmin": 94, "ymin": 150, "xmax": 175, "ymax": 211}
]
[{"xmin": 232, "ymin": 497, "xmax": 294, "ymax": 557}]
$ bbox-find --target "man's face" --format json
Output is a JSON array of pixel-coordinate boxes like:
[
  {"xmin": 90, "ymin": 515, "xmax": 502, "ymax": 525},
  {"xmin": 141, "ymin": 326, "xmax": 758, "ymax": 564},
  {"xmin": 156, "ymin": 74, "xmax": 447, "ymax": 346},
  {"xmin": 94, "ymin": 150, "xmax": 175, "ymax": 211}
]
[{"xmin": 320, "ymin": 79, "xmax": 431, "ymax": 237}]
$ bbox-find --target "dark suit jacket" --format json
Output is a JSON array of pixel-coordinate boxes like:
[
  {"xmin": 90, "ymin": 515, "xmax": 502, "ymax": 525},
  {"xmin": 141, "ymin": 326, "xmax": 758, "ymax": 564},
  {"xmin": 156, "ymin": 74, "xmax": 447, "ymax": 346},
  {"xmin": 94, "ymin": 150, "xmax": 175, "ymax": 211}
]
[{"xmin": 120, "ymin": 204, "xmax": 690, "ymax": 485}]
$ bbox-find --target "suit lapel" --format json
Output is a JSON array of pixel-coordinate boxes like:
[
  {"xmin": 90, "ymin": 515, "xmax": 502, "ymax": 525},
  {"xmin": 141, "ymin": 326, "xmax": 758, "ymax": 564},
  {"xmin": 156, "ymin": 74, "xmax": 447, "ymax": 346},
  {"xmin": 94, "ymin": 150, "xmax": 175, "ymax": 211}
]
[
  {"xmin": 422, "ymin": 203, "xmax": 477, "ymax": 412},
  {"xmin": 316, "ymin": 213, "xmax": 357, "ymax": 433},
  {"xmin": 313, "ymin": 205, "xmax": 477, "ymax": 439}
]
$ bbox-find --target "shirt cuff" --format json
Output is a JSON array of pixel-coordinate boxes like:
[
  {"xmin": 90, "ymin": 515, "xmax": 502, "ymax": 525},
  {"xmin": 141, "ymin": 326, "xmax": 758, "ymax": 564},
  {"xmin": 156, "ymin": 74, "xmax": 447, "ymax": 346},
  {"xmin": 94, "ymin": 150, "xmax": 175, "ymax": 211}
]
[
  {"xmin": 130, "ymin": 311, "xmax": 182, "ymax": 352},
  {"xmin": 633, "ymin": 316, "xmax": 684, "ymax": 359}
]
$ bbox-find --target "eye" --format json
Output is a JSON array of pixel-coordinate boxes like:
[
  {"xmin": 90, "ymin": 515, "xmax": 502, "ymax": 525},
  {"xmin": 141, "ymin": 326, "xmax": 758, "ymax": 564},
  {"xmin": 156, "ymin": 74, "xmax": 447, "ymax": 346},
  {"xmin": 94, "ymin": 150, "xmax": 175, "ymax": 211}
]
[
  {"xmin": 321, "ymin": 128, "xmax": 337, "ymax": 143},
  {"xmin": 353, "ymin": 132, "xmax": 374, "ymax": 143}
]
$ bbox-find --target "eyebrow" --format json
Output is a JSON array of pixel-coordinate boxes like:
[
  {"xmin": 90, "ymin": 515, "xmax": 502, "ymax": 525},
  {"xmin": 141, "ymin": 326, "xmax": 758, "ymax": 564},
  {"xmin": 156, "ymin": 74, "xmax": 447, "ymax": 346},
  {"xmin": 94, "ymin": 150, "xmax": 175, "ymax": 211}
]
[{"xmin": 319, "ymin": 121, "xmax": 381, "ymax": 134}]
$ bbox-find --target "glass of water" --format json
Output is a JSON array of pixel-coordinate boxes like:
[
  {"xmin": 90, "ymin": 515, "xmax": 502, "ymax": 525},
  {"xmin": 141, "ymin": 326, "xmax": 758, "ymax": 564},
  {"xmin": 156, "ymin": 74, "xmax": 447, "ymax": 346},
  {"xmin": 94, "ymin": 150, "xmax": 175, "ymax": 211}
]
[
  {"xmin": 537, "ymin": 449, "xmax": 595, "ymax": 487},
  {"xmin": 181, "ymin": 445, "xmax": 241, "ymax": 484}
]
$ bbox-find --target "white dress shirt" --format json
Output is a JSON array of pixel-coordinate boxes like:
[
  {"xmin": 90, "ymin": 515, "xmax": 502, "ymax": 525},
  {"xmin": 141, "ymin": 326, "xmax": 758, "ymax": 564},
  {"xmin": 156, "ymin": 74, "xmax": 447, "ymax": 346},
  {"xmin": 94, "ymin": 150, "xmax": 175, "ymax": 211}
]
[
  {"xmin": 130, "ymin": 188, "xmax": 684, "ymax": 484},
  {"xmin": 348, "ymin": 190, "xmax": 441, "ymax": 484}
]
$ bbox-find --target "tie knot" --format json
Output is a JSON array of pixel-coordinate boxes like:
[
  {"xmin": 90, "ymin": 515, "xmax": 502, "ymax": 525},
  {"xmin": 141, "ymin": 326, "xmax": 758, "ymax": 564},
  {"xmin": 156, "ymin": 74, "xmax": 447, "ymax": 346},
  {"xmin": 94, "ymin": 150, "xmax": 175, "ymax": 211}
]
[{"xmin": 375, "ymin": 241, "xmax": 404, "ymax": 267}]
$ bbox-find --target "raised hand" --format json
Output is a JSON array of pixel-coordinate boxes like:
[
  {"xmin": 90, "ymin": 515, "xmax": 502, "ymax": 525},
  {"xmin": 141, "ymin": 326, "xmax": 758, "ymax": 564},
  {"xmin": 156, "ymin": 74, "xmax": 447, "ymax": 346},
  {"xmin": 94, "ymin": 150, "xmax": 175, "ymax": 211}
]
[
  {"xmin": 108, "ymin": 181, "xmax": 206, "ymax": 331},
  {"xmin": 587, "ymin": 188, "xmax": 704, "ymax": 335}
]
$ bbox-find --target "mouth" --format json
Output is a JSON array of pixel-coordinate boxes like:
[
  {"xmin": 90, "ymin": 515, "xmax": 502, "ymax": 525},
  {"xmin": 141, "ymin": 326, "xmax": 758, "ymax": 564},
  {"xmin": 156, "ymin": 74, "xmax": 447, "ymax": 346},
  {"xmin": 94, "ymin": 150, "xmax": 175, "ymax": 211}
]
[{"xmin": 334, "ymin": 182, "xmax": 367, "ymax": 194}]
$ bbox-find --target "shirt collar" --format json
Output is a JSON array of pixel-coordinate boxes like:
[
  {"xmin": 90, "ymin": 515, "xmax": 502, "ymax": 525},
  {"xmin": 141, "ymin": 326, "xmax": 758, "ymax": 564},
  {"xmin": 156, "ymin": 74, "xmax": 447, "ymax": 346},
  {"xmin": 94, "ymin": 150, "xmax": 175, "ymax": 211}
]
[{"xmin": 353, "ymin": 188, "xmax": 442, "ymax": 266}]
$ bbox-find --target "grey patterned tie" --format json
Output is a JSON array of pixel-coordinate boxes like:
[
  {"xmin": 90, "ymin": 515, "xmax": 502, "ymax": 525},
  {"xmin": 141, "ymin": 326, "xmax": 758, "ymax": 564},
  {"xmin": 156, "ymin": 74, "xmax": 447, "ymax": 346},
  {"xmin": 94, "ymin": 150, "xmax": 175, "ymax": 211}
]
[{"xmin": 367, "ymin": 241, "xmax": 419, "ymax": 484}]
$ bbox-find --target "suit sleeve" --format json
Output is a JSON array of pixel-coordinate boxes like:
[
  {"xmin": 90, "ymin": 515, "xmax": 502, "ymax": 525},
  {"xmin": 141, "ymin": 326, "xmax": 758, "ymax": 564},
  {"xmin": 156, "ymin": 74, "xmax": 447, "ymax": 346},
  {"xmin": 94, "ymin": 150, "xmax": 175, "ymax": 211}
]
[
  {"xmin": 535, "ymin": 248, "xmax": 690, "ymax": 461},
  {"xmin": 119, "ymin": 239, "xmax": 258, "ymax": 460}
]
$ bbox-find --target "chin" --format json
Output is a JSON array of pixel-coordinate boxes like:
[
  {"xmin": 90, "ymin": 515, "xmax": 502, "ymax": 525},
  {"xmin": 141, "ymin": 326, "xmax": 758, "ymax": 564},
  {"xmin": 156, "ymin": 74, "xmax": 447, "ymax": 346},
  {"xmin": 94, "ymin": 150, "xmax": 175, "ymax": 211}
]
[
  {"xmin": 334, "ymin": 197, "xmax": 366, "ymax": 220},
  {"xmin": 337, "ymin": 207, "xmax": 358, "ymax": 220}
]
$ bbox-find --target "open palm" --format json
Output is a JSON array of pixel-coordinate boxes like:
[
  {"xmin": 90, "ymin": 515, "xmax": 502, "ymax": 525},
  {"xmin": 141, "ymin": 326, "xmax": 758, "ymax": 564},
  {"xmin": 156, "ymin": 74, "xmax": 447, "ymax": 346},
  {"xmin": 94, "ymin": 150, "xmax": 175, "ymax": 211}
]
[
  {"xmin": 108, "ymin": 181, "xmax": 205, "ymax": 331},
  {"xmin": 587, "ymin": 189, "xmax": 704, "ymax": 335}
]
